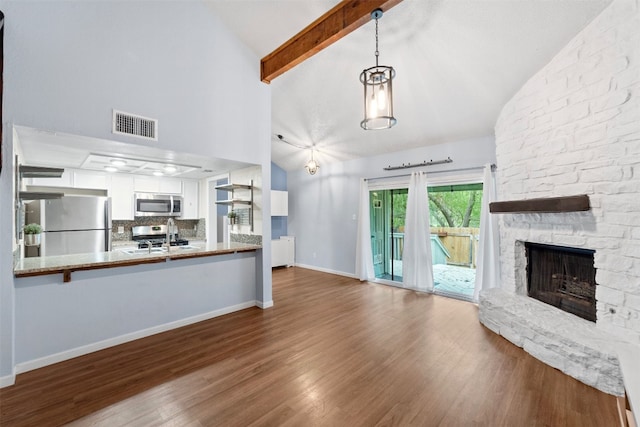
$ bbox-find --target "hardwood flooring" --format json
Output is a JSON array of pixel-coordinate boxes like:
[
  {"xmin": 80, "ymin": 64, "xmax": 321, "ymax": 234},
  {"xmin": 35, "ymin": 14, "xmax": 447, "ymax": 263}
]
[{"xmin": 0, "ymin": 267, "xmax": 619, "ymax": 426}]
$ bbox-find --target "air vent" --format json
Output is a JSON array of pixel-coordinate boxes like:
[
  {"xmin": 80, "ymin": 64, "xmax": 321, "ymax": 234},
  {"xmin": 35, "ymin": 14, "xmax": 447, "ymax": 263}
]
[{"xmin": 112, "ymin": 110, "xmax": 158, "ymax": 141}]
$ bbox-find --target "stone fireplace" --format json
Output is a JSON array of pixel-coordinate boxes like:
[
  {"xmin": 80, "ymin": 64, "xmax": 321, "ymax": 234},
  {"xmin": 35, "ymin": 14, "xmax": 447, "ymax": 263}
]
[
  {"xmin": 525, "ymin": 242, "xmax": 596, "ymax": 322},
  {"xmin": 478, "ymin": 0, "xmax": 640, "ymax": 396}
]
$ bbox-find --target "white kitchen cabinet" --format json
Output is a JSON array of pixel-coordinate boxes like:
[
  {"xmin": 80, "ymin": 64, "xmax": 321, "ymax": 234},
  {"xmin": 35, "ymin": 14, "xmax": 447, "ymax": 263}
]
[
  {"xmin": 133, "ymin": 176, "xmax": 181, "ymax": 194},
  {"xmin": 271, "ymin": 236, "xmax": 294, "ymax": 267},
  {"xmin": 271, "ymin": 190, "xmax": 288, "ymax": 216},
  {"xmin": 159, "ymin": 178, "xmax": 182, "ymax": 194},
  {"xmin": 133, "ymin": 177, "xmax": 158, "ymax": 193},
  {"xmin": 73, "ymin": 170, "xmax": 109, "ymax": 189},
  {"xmin": 110, "ymin": 174, "xmax": 135, "ymax": 220},
  {"xmin": 182, "ymin": 179, "xmax": 199, "ymax": 219}
]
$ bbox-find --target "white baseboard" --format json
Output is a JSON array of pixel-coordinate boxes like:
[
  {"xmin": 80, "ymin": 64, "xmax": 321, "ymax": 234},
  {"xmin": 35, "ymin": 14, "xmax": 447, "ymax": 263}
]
[
  {"xmin": 0, "ymin": 373, "xmax": 16, "ymax": 388},
  {"xmin": 15, "ymin": 300, "xmax": 257, "ymax": 375},
  {"xmin": 256, "ymin": 300, "xmax": 274, "ymax": 309},
  {"xmin": 294, "ymin": 263, "xmax": 358, "ymax": 279}
]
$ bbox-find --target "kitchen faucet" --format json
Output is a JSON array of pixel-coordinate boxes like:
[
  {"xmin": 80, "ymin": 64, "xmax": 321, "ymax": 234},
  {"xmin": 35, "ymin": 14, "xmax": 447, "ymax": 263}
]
[{"xmin": 166, "ymin": 218, "xmax": 175, "ymax": 249}]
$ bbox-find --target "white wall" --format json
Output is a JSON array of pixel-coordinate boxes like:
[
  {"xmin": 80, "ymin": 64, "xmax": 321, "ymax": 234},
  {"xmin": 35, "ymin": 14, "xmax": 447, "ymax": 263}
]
[
  {"xmin": 0, "ymin": 1, "xmax": 272, "ymax": 384},
  {"xmin": 288, "ymin": 136, "xmax": 496, "ymax": 277},
  {"xmin": 494, "ymin": 0, "xmax": 640, "ymax": 343}
]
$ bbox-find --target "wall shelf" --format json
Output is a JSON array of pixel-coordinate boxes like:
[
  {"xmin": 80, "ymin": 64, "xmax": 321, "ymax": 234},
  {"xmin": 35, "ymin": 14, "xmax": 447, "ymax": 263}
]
[
  {"xmin": 215, "ymin": 180, "xmax": 253, "ymax": 231},
  {"xmin": 489, "ymin": 194, "xmax": 590, "ymax": 214}
]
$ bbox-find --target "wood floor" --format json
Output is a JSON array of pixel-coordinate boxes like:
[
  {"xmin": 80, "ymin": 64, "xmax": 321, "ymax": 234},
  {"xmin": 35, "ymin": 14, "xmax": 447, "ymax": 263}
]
[{"xmin": 0, "ymin": 267, "xmax": 618, "ymax": 426}]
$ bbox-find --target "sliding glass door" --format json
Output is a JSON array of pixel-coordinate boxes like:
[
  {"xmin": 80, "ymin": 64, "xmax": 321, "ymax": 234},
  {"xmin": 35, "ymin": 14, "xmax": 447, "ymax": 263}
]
[
  {"xmin": 369, "ymin": 181, "xmax": 483, "ymax": 301},
  {"xmin": 370, "ymin": 189, "xmax": 407, "ymax": 282}
]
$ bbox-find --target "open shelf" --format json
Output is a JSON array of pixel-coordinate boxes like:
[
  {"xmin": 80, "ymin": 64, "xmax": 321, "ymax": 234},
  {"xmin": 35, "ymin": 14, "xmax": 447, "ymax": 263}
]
[{"xmin": 214, "ymin": 180, "xmax": 254, "ymax": 231}]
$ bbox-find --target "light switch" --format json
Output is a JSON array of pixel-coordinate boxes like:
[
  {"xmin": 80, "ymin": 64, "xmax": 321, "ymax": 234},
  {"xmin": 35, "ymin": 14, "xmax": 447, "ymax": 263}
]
[
  {"xmin": 117, "ymin": 226, "xmax": 124, "ymax": 234},
  {"xmin": 352, "ymin": 214, "xmax": 357, "ymax": 220}
]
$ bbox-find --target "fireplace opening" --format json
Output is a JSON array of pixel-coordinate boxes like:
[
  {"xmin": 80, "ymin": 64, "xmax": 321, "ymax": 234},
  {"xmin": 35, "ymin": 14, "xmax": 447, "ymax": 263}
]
[{"xmin": 525, "ymin": 242, "xmax": 596, "ymax": 322}]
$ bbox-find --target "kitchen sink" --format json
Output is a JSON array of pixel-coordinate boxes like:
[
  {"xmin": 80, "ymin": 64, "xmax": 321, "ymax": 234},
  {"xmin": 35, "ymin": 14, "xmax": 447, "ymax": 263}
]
[
  {"xmin": 119, "ymin": 247, "xmax": 168, "ymax": 255},
  {"xmin": 175, "ymin": 245, "xmax": 200, "ymax": 250}
]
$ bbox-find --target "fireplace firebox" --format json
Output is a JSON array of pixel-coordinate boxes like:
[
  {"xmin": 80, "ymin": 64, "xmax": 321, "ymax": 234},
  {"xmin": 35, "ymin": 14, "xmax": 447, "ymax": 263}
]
[{"xmin": 525, "ymin": 242, "xmax": 596, "ymax": 322}]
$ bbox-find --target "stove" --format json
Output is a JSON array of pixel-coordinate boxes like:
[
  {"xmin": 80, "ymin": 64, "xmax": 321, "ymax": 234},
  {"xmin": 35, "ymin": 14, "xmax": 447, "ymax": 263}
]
[{"xmin": 132, "ymin": 225, "xmax": 189, "ymax": 249}]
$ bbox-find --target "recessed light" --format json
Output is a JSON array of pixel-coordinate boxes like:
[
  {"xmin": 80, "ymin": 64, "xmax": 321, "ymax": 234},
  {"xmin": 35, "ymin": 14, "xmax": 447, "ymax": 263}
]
[
  {"xmin": 164, "ymin": 165, "xmax": 177, "ymax": 173},
  {"xmin": 110, "ymin": 159, "xmax": 126, "ymax": 167},
  {"xmin": 104, "ymin": 166, "xmax": 118, "ymax": 172},
  {"xmin": 153, "ymin": 171, "xmax": 164, "ymax": 177}
]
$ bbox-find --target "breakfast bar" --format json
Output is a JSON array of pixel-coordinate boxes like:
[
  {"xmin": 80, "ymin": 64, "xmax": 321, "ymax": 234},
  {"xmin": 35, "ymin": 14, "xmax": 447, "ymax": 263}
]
[{"xmin": 14, "ymin": 242, "xmax": 260, "ymax": 282}]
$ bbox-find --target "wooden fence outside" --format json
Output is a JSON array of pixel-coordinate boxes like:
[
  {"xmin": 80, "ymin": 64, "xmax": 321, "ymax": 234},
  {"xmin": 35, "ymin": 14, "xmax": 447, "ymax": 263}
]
[{"xmin": 431, "ymin": 227, "xmax": 480, "ymax": 268}]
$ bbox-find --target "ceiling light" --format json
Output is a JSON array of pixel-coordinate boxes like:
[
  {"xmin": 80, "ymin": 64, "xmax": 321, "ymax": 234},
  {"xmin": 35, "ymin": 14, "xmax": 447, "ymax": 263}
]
[
  {"xmin": 164, "ymin": 165, "xmax": 177, "ymax": 173},
  {"xmin": 360, "ymin": 9, "xmax": 396, "ymax": 130},
  {"xmin": 153, "ymin": 170, "xmax": 164, "ymax": 177},
  {"xmin": 104, "ymin": 166, "xmax": 118, "ymax": 172},
  {"xmin": 276, "ymin": 134, "xmax": 321, "ymax": 176},
  {"xmin": 110, "ymin": 159, "xmax": 126, "ymax": 167},
  {"xmin": 305, "ymin": 150, "xmax": 320, "ymax": 175}
]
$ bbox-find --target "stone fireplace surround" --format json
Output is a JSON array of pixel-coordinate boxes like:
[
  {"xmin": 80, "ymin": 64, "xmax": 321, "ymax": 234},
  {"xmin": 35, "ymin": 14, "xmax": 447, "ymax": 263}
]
[{"xmin": 479, "ymin": 0, "xmax": 640, "ymax": 396}]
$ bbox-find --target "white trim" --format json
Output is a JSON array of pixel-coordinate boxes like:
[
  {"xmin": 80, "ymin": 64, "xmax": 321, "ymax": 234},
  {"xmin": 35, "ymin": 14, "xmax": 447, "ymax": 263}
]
[
  {"xmin": 256, "ymin": 300, "xmax": 274, "ymax": 309},
  {"xmin": 0, "ymin": 374, "xmax": 16, "ymax": 388},
  {"xmin": 373, "ymin": 277, "xmax": 404, "ymax": 288},
  {"xmin": 14, "ymin": 300, "xmax": 256, "ymax": 375},
  {"xmin": 294, "ymin": 263, "xmax": 358, "ymax": 279}
]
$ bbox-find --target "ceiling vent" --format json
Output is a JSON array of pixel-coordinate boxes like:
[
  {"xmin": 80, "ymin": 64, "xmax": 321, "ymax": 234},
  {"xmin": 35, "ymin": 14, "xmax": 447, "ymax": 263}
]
[{"xmin": 112, "ymin": 110, "xmax": 158, "ymax": 141}]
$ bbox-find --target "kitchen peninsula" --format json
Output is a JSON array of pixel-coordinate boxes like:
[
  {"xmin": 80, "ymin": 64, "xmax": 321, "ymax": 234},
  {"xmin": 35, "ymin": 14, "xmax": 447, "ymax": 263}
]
[
  {"xmin": 14, "ymin": 241, "xmax": 260, "ymax": 282},
  {"xmin": 12, "ymin": 239, "xmax": 266, "ymax": 375}
]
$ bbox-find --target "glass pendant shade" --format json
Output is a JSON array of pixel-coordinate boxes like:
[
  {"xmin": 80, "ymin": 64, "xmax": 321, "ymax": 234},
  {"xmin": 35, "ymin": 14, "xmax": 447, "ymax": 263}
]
[{"xmin": 360, "ymin": 65, "xmax": 396, "ymax": 130}]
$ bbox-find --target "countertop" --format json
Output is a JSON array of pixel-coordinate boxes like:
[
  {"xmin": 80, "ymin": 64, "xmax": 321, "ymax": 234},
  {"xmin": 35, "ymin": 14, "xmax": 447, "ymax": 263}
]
[{"xmin": 14, "ymin": 242, "xmax": 261, "ymax": 282}]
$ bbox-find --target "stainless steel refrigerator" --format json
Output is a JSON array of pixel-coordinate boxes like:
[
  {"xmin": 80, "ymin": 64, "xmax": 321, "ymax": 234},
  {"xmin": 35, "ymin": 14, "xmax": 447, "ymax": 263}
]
[{"xmin": 25, "ymin": 196, "xmax": 112, "ymax": 257}]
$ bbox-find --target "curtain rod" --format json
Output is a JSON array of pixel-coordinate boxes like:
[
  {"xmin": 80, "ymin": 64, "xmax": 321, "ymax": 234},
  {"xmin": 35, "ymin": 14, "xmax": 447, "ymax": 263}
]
[
  {"xmin": 383, "ymin": 157, "xmax": 453, "ymax": 171},
  {"xmin": 365, "ymin": 163, "xmax": 496, "ymax": 181}
]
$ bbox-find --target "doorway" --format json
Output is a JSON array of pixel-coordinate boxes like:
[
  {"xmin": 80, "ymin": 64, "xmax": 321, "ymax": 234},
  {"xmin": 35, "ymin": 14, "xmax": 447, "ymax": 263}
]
[
  {"xmin": 368, "ymin": 181, "xmax": 483, "ymax": 301},
  {"xmin": 370, "ymin": 188, "xmax": 407, "ymax": 282}
]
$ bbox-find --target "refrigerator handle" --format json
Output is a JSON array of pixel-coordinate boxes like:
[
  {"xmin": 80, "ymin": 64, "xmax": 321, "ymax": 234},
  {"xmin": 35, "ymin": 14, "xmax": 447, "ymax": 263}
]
[{"xmin": 104, "ymin": 200, "xmax": 112, "ymax": 252}]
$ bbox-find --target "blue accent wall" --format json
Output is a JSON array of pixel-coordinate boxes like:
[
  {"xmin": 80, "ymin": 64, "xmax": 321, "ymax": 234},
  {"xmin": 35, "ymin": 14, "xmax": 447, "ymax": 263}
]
[{"xmin": 271, "ymin": 162, "xmax": 288, "ymax": 239}]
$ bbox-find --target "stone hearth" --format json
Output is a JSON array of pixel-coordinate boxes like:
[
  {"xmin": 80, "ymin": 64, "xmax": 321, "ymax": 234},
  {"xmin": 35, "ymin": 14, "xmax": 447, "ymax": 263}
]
[{"xmin": 479, "ymin": 288, "xmax": 624, "ymax": 395}]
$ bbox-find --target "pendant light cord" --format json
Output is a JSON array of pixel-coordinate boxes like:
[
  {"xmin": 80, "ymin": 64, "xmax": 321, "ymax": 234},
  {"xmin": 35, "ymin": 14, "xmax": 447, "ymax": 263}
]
[{"xmin": 374, "ymin": 16, "xmax": 379, "ymax": 67}]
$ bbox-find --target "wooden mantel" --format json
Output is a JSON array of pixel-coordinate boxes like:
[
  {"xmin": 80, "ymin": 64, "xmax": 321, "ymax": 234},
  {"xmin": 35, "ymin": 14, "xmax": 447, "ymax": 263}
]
[{"xmin": 489, "ymin": 194, "xmax": 590, "ymax": 214}]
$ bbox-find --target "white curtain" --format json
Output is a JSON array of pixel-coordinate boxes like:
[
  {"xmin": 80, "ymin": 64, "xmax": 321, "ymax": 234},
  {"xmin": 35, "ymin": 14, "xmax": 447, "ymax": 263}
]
[
  {"xmin": 355, "ymin": 178, "xmax": 375, "ymax": 281},
  {"xmin": 473, "ymin": 163, "xmax": 501, "ymax": 301},
  {"xmin": 403, "ymin": 172, "xmax": 434, "ymax": 292}
]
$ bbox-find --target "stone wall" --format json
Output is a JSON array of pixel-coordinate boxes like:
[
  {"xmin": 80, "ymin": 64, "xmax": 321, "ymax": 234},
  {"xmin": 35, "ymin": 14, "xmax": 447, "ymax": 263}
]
[{"xmin": 494, "ymin": 0, "xmax": 640, "ymax": 343}]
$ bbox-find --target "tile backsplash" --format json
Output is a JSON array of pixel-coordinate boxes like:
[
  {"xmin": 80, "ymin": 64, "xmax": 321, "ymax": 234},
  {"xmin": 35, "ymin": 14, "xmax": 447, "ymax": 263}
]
[{"xmin": 112, "ymin": 217, "xmax": 205, "ymax": 241}]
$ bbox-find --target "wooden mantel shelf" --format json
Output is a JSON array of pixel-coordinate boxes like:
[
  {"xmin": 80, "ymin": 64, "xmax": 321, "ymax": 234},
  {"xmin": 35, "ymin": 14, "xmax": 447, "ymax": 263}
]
[{"xmin": 489, "ymin": 194, "xmax": 590, "ymax": 214}]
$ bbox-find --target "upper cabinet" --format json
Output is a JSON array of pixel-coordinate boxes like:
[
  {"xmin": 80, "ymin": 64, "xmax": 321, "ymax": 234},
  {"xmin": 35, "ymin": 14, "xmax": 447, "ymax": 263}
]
[
  {"xmin": 271, "ymin": 190, "xmax": 288, "ymax": 216},
  {"xmin": 73, "ymin": 170, "xmax": 109, "ymax": 190},
  {"xmin": 110, "ymin": 174, "xmax": 135, "ymax": 220},
  {"xmin": 182, "ymin": 180, "xmax": 199, "ymax": 220},
  {"xmin": 133, "ymin": 176, "xmax": 182, "ymax": 194}
]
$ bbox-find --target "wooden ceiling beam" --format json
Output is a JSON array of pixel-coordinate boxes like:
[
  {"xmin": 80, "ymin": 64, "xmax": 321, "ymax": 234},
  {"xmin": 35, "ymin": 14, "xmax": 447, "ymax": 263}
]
[{"xmin": 260, "ymin": 0, "xmax": 403, "ymax": 83}]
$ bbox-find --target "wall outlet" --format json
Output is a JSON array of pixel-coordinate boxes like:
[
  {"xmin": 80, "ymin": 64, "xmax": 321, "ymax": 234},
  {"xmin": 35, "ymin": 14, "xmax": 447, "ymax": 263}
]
[
  {"xmin": 352, "ymin": 214, "xmax": 356, "ymax": 220},
  {"xmin": 117, "ymin": 226, "xmax": 124, "ymax": 234}
]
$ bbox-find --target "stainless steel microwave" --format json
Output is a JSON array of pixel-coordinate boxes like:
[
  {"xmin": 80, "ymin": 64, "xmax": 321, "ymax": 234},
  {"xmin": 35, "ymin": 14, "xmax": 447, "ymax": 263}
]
[{"xmin": 134, "ymin": 193, "xmax": 183, "ymax": 217}]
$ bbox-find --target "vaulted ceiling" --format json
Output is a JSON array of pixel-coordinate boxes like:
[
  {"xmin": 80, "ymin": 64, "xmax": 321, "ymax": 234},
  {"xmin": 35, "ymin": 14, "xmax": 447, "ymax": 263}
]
[{"xmin": 208, "ymin": 0, "xmax": 612, "ymax": 172}]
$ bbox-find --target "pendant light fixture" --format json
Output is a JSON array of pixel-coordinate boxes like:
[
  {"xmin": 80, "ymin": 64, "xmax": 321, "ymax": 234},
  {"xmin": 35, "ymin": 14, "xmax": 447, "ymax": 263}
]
[
  {"xmin": 276, "ymin": 134, "xmax": 321, "ymax": 176},
  {"xmin": 305, "ymin": 149, "xmax": 320, "ymax": 175},
  {"xmin": 360, "ymin": 8, "xmax": 396, "ymax": 130}
]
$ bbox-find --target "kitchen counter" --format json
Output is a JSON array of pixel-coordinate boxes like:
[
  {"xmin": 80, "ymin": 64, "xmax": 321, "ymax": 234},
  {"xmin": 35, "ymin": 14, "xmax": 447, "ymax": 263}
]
[{"xmin": 14, "ymin": 242, "xmax": 261, "ymax": 282}]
